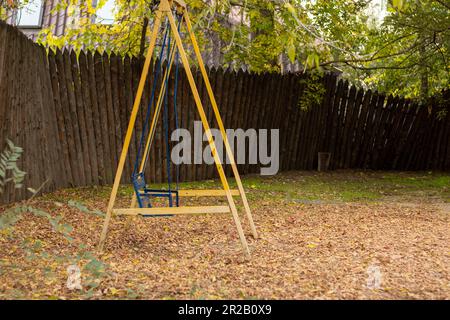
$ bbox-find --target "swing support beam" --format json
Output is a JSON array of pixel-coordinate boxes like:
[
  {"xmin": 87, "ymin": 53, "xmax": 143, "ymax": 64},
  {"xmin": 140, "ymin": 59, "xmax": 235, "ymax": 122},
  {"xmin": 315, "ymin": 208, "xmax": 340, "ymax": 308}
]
[
  {"xmin": 113, "ymin": 206, "xmax": 231, "ymax": 216},
  {"xmin": 98, "ymin": 0, "xmax": 257, "ymax": 258}
]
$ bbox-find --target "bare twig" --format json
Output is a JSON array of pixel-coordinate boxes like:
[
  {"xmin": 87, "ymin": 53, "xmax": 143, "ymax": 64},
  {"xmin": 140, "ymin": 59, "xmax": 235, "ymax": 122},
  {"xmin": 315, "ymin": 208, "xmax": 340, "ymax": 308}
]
[{"xmin": 26, "ymin": 179, "xmax": 50, "ymax": 204}]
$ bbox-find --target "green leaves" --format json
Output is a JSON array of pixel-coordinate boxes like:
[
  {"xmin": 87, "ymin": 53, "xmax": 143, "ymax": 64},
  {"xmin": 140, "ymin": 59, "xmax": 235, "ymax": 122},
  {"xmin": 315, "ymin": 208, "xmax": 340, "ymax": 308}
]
[
  {"xmin": 284, "ymin": 3, "xmax": 297, "ymax": 17},
  {"xmin": 392, "ymin": 0, "xmax": 405, "ymax": 11},
  {"xmin": 305, "ymin": 53, "xmax": 320, "ymax": 71},
  {"xmin": 361, "ymin": 0, "xmax": 449, "ymax": 99},
  {"xmin": 0, "ymin": 207, "xmax": 26, "ymax": 230},
  {"xmin": 0, "ymin": 139, "xmax": 26, "ymax": 195},
  {"xmin": 68, "ymin": 200, "xmax": 105, "ymax": 217},
  {"xmin": 298, "ymin": 71, "xmax": 326, "ymax": 111},
  {"xmin": 287, "ymin": 38, "xmax": 296, "ymax": 63},
  {"xmin": 84, "ymin": 258, "xmax": 106, "ymax": 278}
]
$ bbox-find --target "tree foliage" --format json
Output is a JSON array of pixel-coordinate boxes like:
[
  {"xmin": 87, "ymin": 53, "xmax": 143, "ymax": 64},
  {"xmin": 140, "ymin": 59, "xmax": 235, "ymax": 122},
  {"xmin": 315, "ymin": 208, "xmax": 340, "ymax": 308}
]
[
  {"xmin": 33, "ymin": 0, "xmax": 450, "ymax": 99},
  {"xmin": 343, "ymin": 0, "xmax": 450, "ymax": 100}
]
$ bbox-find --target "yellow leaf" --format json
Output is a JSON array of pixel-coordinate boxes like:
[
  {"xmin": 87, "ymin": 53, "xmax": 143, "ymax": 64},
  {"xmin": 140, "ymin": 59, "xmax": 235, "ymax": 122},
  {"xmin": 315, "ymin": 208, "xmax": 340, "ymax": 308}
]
[
  {"xmin": 314, "ymin": 54, "xmax": 320, "ymax": 69},
  {"xmin": 393, "ymin": 0, "xmax": 403, "ymax": 10},
  {"xmin": 284, "ymin": 3, "xmax": 297, "ymax": 16},
  {"xmin": 287, "ymin": 39, "xmax": 296, "ymax": 63},
  {"xmin": 109, "ymin": 287, "xmax": 119, "ymax": 295}
]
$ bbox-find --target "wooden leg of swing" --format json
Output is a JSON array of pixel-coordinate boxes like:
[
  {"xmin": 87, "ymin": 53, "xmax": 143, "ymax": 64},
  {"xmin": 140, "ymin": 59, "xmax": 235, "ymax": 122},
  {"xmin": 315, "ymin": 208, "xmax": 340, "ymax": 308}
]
[
  {"xmin": 98, "ymin": 12, "xmax": 163, "ymax": 252},
  {"xmin": 184, "ymin": 13, "xmax": 258, "ymax": 239},
  {"xmin": 167, "ymin": 12, "xmax": 250, "ymax": 258}
]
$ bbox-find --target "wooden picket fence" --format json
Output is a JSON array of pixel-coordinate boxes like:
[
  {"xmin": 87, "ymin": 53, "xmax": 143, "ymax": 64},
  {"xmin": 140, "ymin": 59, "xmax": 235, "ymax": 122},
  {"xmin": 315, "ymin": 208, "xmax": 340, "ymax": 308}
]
[{"xmin": 0, "ymin": 21, "xmax": 449, "ymax": 203}]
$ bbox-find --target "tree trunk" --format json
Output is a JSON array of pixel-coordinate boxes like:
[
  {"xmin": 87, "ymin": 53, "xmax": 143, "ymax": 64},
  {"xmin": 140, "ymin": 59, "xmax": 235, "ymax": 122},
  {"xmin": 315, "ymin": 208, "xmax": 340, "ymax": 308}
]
[{"xmin": 139, "ymin": 17, "xmax": 150, "ymax": 58}]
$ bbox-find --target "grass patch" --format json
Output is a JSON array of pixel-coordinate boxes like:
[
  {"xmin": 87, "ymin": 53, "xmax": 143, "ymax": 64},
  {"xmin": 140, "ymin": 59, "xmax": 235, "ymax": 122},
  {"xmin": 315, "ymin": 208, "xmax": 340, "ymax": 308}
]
[{"xmin": 38, "ymin": 171, "xmax": 449, "ymax": 204}]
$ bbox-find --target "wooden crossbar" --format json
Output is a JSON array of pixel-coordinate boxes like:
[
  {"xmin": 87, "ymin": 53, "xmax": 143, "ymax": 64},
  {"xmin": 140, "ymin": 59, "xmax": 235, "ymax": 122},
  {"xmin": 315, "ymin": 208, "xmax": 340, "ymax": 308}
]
[
  {"xmin": 179, "ymin": 190, "xmax": 240, "ymax": 197},
  {"xmin": 143, "ymin": 190, "xmax": 240, "ymax": 197},
  {"xmin": 113, "ymin": 206, "xmax": 230, "ymax": 216}
]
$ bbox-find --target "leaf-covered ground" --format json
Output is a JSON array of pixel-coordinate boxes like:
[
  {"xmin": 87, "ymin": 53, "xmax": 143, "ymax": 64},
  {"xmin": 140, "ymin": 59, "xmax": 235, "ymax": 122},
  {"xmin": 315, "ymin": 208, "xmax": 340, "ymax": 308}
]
[{"xmin": 0, "ymin": 171, "xmax": 449, "ymax": 299}]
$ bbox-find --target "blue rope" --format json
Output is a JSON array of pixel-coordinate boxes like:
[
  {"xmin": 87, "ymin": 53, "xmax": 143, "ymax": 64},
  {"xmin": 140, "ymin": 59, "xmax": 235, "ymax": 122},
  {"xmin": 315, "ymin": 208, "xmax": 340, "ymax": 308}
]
[
  {"xmin": 140, "ymin": 16, "xmax": 182, "ymax": 175},
  {"xmin": 173, "ymin": 35, "xmax": 181, "ymax": 195},
  {"xmin": 132, "ymin": 18, "xmax": 170, "ymax": 178}
]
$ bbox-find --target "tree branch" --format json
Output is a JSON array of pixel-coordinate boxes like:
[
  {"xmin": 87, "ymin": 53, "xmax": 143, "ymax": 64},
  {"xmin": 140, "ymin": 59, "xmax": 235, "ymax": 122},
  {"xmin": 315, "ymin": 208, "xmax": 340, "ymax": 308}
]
[{"xmin": 434, "ymin": 0, "xmax": 450, "ymax": 10}]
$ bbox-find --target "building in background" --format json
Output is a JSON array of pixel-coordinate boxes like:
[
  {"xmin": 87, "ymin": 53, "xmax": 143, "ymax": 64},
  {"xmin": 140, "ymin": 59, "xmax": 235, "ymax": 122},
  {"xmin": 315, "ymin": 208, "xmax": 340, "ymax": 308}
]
[{"xmin": 4, "ymin": 0, "xmax": 114, "ymax": 40}]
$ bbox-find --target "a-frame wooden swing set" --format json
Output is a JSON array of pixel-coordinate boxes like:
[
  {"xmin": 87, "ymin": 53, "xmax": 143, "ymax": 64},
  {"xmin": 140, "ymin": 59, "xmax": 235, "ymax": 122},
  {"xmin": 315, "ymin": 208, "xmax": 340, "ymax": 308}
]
[{"xmin": 98, "ymin": 0, "xmax": 257, "ymax": 258}]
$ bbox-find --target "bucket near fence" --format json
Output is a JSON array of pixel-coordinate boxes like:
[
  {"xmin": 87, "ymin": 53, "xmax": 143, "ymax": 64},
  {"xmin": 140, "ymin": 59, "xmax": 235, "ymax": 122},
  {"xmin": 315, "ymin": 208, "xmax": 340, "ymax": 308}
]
[{"xmin": 318, "ymin": 152, "xmax": 331, "ymax": 172}]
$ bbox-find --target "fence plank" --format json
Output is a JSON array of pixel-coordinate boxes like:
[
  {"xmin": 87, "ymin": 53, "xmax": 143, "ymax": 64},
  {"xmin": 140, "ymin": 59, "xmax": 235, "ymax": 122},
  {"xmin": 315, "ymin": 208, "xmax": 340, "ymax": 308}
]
[
  {"xmin": 306, "ymin": 78, "xmax": 324, "ymax": 170},
  {"xmin": 385, "ymin": 98, "xmax": 406, "ymax": 168},
  {"xmin": 55, "ymin": 49, "xmax": 80, "ymax": 186},
  {"xmin": 64, "ymin": 50, "xmax": 86, "ymax": 186},
  {"xmin": 371, "ymin": 94, "xmax": 392, "ymax": 169},
  {"xmin": 33, "ymin": 44, "xmax": 53, "ymax": 192},
  {"xmin": 398, "ymin": 103, "xmax": 420, "ymax": 169},
  {"xmin": 343, "ymin": 87, "xmax": 364, "ymax": 168},
  {"xmin": 393, "ymin": 100, "xmax": 413, "ymax": 169},
  {"xmin": 291, "ymin": 76, "xmax": 303, "ymax": 170},
  {"xmin": 240, "ymin": 69, "xmax": 255, "ymax": 175},
  {"xmin": 339, "ymin": 85, "xmax": 357, "ymax": 168},
  {"xmin": 103, "ymin": 52, "xmax": 118, "ymax": 184},
  {"xmin": 70, "ymin": 51, "xmax": 91, "ymax": 185},
  {"xmin": 328, "ymin": 79, "xmax": 344, "ymax": 169},
  {"xmin": 278, "ymin": 74, "xmax": 295, "ymax": 171},
  {"xmin": 0, "ymin": 21, "xmax": 9, "ymax": 108},
  {"xmin": 315, "ymin": 74, "xmax": 332, "ymax": 163},
  {"xmin": 23, "ymin": 37, "xmax": 37, "ymax": 198},
  {"xmin": 48, "ymin": 50, "xmax": 73, "ymax": 186},
  {"xmin": 94, "ymin": 52, "xmax": 113, "ymax": 184},
  {"xmin": 252, "ymin": 73, "xmax": 268, "ymax": 173},
  {"xmin": 333, "ymin": 80, "xmax": 349, "ymax": 169},
  {"xmin": 378, "ymin": 95, "xmax": 400, "ymax": 169},
  {"xmin": 196, "ymin": 67, "xmax": 208, "ymax": 180},
  {"xmin": 174, "ymin": 62, "xmax": 185, "ymax": 182},
  {"xmin": 87, "ymin": 52, "xmax": 105, "ymax": 185},
  {"xmin": 79, "ymin": 51, "xmax": 99, "ymax": 185},
  {"xmin": 358, "ymin": 91, "xmax": 378, "ymax": 168},
  {"xmin": 123, "ymin": 56, "xmax": 135, "ymax": 182},
  {"xmin": 182, "ymin": 63, "xmax": 194, "ymax": 182},
  {"xmin": 116, "ymin": 55, "xmax": 129, "ymax": 182},
  {"xmin": 13, "ymin": 31, "xmax": 26, "ymax": 201},
  {"xmin": 322, "ymin": 74, "xmax": 338, "ymax": 154}
]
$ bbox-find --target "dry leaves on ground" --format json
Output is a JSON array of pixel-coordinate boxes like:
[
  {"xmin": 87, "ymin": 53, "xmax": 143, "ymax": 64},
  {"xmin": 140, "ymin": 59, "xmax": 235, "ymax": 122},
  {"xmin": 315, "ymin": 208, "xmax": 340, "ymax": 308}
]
[{"xmin": 0, "ymin": 172, "xmax": 449, "ymax": 299}]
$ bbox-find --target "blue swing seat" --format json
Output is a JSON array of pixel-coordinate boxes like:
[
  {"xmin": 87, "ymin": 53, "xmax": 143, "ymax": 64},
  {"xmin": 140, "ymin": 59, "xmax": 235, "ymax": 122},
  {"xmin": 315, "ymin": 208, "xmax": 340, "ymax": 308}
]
[{"xmin": 132, "ymin": 173, "xmax": 179, "ymax": 217}]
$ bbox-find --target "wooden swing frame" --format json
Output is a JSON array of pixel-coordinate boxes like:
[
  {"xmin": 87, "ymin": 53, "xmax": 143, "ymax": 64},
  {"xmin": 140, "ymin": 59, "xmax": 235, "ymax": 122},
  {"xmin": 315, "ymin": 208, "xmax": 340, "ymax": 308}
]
[{"xmin": 98, "ymin": 0, "xmax": 257, "ymax": 258}]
